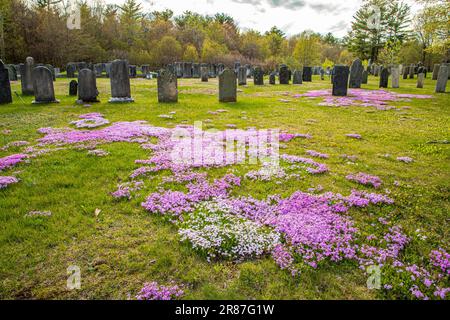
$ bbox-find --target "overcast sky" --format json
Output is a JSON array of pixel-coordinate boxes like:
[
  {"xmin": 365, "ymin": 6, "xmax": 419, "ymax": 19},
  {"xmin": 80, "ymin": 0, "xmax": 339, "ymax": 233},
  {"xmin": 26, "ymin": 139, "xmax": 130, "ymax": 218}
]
[{"xmin": 106, "ymin": 0, "xmax": 422, "ymax": 37}]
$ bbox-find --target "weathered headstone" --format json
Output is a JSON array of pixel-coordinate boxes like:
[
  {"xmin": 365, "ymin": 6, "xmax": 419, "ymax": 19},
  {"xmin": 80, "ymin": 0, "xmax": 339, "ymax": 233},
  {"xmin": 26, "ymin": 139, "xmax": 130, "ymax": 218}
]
[
  {"xmin": 109, "ymin": 59, "xmax": 134, "ymax": 103},
  {"xmin": 6, "ymin": 64, "xmax": 17, "ymax": 81},
  {"xmin": 69, "ymin": 80, "xmax": 78, "ymax": 96},
  {"xmin": 175, "ymin": 62, "xmax": 183, "ymax": 78},
  {"xmin": 201, "ymin": 66, "xmax": 209, "ymax": 82},
  {"xmin": 391, "ymin": 66, "xmax": 400, "ymax": 88},
  {"xmin": 279, "ymin": 64, "xmax": 290, "ymax": 84},
  {"xmin": 21, "ymin": 57, "xmax": 35, "ymax": 95},
  {"xmin": 129, "ymin": 65, "xmax": 137, "ymax": 78},
  {"xmin": 105, "ymin": 63, "xmax": 112, "ymax": 78},
  {"xmin": 293, "ymin": 69, "xmax": 303, "ymax": 84},
  {"xmin": 32, "ymin": 66, "xmax": 59, "ymax": 104},
  {"xmin": 409, "ymin": 64, "xmax": 415, "ymax": 79},
  {"xmin": 192, "ymin": 63, "xmax": 200, "ymax": 78},
  {"xmin": 0, "ymin": 60, "xmax": 13, "ymax": 104},
  {"xmin": 332, "ymin": 65, "xmax": 349, "ymax": 96},
  {"xmin": 234, "ymin": 61, "xmax": 241, "ymax": 73},
  {"xmin": 302, "ymin": 66, "xmax": 312, "ymax": 82},
  {"xmin": 362, "ymin": 70, "xmax": 368, "ymax": 84},
  {"xmin": 349, "ymin": 58, "xmax": 364, "ymax": 88},
  {"xmin": 76, "ymin": 62, "xmax": 87, "ymax": 72},
  {"xmin": 157, "ymin": 68, "xmax": 178, "ymax": 103},
  {"xmin": 417, "ymin": 72, "xmax": 425, "ymax": 88},
  {"xmin": 379, "ymin": 67, "xmax": 389, "ymax": 88},
  {"xmin": 183, "ymin": 62, "xmax": 193, "ymax": 78},
  {"xmin": 77, "ymin": 69, "xmax": 99, "ymax": 103},
  {"xmin": 435, "ymin": 64, "xmax": 448, "ymax": 93},
  {"xmin": 66, "ymin": 63, "xmax": 76, "ymax": 78},
  {"xmin": 432, "ymin": 64, "xmax": 440, "ymax": 80},
  {"xmin": 402, "ymin": 66, "xmax": 409, "ymax": 80},
  {"xmin": 253, "ymin": 67, "xmax": 264, "ymax": 85},
  {"xmin": 238, "ymin": 66, "xmax": 247, "ymax": 85},
  {"xmin": 269, "ymin": 72, "xmax": 276, "ymax": 85},
  {"xmin": 94, "ymin": 63, "xmax": 103, "ymax": 77},
  {"xmin": 219, "ymin": 68, "xmax": 237, "ymax": 103}
]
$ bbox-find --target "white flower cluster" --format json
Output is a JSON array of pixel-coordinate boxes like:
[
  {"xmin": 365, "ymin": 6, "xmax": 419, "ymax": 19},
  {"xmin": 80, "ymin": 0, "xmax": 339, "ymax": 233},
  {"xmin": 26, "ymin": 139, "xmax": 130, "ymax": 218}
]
[{"xmin": 179, "ymin": 209, "xmax": 280, "ymax": 262}]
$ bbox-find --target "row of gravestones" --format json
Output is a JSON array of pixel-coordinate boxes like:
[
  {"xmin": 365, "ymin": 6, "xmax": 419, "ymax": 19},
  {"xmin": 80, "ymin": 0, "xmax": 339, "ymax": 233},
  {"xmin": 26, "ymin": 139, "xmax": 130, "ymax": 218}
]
[{"xmin": 66, "ymin": 62, "xmax": 151, "ymax": 79}]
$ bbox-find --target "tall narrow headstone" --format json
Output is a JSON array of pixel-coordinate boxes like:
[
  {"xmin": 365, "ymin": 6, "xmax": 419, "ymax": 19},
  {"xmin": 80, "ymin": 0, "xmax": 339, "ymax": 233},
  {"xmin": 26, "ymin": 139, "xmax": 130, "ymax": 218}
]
[
  {"xmin": 69, "ymin": 80, "xmax": 78, "ymax": 96},
  {"xmin": 129, "ymin": 65, "xmax": 137, "ymax": 78},
  {"xmin": 238, "ymin": 66, "xmax": 247, "ymax": 86},
  {"xmin": 402, "ymin": 66, "xmax": 409, "ymax": 80},
  {"xmin": 293, "ymin": 69, "xmax": 303, "ymax": 84},
  {"xmin": 192, "ymin": 63, "xmax": 200, "ymax": 78},
  {"xmin": 219, "ymin": 68, "xmax": 237, "ymax": 103},
  {"xmin": 0, "ymin": 60, "xmax": 13, "ymax": 104},
  {"xmin": 66, "ymin": 62, "xmax": 76, "ymax": 78},
  {"xmin": 269, "ymin": 72, "xmax": 276, "ymax": 85},
  {"xmin": 157, "ymin": 68, "xmax": 178, "ymax": 103},
  {"xmin": 201, "ymin": 66, "xmax": 209, "ymax": 82},
  {"xmin": 349, "ymin": 58, "xmax": 364, "ymax": 88},
  {"xmin": 94, "ymin": 63, "xmax": 103, "ymax": 77},
  {"xmin": 417, "ymin": 73, "xmax": 425, "ymax": 88},
  {"xmin": 279, "ymin": 64, "xmax": 290, "ymax": 84},
  {"xmin": 21, "ymin": 57, "xmax": 35, "ymax": 95},
  {"xmin": 362, "ymin": 70, "xmax": 368, "ymax": 84},
  {"xmin": 109, "ymin": 59, "xmax": 133, "ymax": 103},
  {"xmin": 253, "ymin": 67, "xmax": 264, "ymax": 85},
  {"xmin": 77, "ymin": 69, "xmax": 99, "ymax": 103},
  {"xmin": 391, "ymin": 66, "xmax": 400, "ymax": 88},
  {"xmin": 332, "ymin": 65, "xmax": 349, "ymax": 96},
  {"xmin": 105, "ymin": 63, "xmax": 112, "ymax": 78},
  {"xmin": 6, "ymin": 65, "xmax": 17, "ymax": 81},
  {"xmin": 435, "ymin": 65, "xmax": 448, "ymax": 93},
  {"xmin": 432, "ymin": 64, "xmax": 440, "ymax": 80},
  {"xmin": 183, "ymin": 62, "xmax": 193, "ymax": 78},
  {"xmin": 303, "ymin": 66, "xmax": 312, "ymax": 82},
  {"xmin": 32, "ymin": 66, "xmax": 59, "ymax": 104},
  {"xmin": 409, "ymin": 64, "xmax": 415, "ymax": 79},
  {"xmin": 379, "ymin": 67, "xmax": 389, "ymax": 88}
]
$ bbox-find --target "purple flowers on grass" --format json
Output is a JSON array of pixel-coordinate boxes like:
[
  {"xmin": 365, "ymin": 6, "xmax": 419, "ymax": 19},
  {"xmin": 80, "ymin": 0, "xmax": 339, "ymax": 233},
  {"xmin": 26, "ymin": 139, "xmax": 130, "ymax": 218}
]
[
  {"xmin": 70, "ymin": 113, "xmax": 110, "ymax": 129},
  {"xmin": 346, "ymin": 172, "xmax": 382, "ymax": 188},
  {"xmin": 0, "ymin": 176, "xmax": 19, "ymax": 189},
  {"xmin": 136, "ymin": 282, "xmax": 184, "ymax": 300},
  {"xmin": 0, "ymin": 154, "xmax": 28, "ymax": 171}
]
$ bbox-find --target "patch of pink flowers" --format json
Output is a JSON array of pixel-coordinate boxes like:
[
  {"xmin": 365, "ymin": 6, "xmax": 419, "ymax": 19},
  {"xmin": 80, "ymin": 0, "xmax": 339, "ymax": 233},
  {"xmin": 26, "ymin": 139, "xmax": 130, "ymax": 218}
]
[
  {"xmin": 429, "ymin": 248, "xmax": 450, "ymax": 275},
  {"xmin": 346, "ymin": 172, "xmax": 382, "ymax": 188},
  {"xmin": 70, "ymin": 113, "xmax": 110, "ymax": 129},
  {"xmin": 306, "ymin": 150, "xmax": 329, "ymax": 159},
  {"xmin": 0, "ymin": 176, "xmax": 19, "ymax": 189},
  {"xmin": 281, "ymin": 154, "xmax": 328, "ymax": 174},
  {"xmin": 136, "ymin": 282, "xmax": 184, "ymax": 300},
  {"xmin": 0, "ymin": 154, "xmax": 28, "ymax": 171},
  {"xmin": 346, "ymin": 133, "xmax": 362, "ymax": 139}
]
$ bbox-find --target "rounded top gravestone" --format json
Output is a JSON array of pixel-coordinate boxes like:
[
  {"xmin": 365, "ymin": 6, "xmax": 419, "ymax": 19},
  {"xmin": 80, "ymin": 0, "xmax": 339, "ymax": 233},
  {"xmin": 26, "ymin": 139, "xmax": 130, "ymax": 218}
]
[
  {"xmin": 332, "ymin": 65, "xmax": 349, "ymax": 97},
  {"xmin": 77, "ymin": 69, "xmax": 99, "ymax": 103},
  {"xmin": 69, "ymin": 80, "xmax": 78, "ymax": 96},
  {"xmin": 349, "ymin": 58, "xmax": 364, "ymax": 88},
  {"xmin": 0, "ymin": 60, "xmax": 13, "ymax": 104},
  {"xmin": 219, "ymin": 68, "xmax": 237, "ymax": 103},
  {"xmin": 21, "ymin": 56, "xmax": 35, "ymax": 95},
  {"xmin": 109, "ymin": 59, "xmax": 134, "ymax": 103},
  {"xmin": 32, "ymin": 66, "xmax": 59, "ymax": 104},
  {"xmin": 279, "ymin": 64, "xmax": 290, "ymax": 84},
  {"xmin": 157, "ymin": 68, "xmax": 178, "ymax": 103}
]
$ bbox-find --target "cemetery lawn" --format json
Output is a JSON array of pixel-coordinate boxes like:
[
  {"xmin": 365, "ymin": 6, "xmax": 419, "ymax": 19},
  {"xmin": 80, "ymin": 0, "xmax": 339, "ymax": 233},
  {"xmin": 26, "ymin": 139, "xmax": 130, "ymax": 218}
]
[{"xmin": 0, "ymin": 76, "xmax": 449, "ymax": 300}]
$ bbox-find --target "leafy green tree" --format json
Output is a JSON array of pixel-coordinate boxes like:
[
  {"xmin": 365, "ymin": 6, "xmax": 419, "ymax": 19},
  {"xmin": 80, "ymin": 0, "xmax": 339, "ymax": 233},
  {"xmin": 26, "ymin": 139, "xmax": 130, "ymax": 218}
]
[{"xmin": 183, "ymin": 44, "xmax": 199, "ymax": 61}]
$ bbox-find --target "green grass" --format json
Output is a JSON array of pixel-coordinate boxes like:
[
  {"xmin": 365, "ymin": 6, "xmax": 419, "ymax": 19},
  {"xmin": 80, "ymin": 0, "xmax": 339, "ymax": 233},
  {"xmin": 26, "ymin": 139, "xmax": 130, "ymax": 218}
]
[{"xmin": 0, "ymin": 75, "xmax": 449, "ymax": 299}]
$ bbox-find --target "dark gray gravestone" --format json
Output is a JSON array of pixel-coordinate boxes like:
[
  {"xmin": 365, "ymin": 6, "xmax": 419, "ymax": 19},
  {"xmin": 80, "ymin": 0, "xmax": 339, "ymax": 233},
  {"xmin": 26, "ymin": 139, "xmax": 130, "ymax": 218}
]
[
  {"xmin": 238, "ymin": 66, "xmax": 247, "ymax": 86},
  {"xmin": 379, "ymin": 67, "xmax": 389, "ymax": 88},
  {"xmin": 293, "ymin": 70, "xmax": 303, "ymax": 84},
  {"xmin": 105, "ymin": 63, "xmax": 112, "ymax": 78},
  {"xmin": 32, "ymin": 66, "xmax": 59, "ymax": 104},
  {"xmin": 77, "ymin": 69, "xmax": 99, "ymax": 103},
  {"xmin": 245, "ymin": 64, "xmax": 251, "ymax": 78},
  {"xmin": 362, "ymin": 70, "xmax": 368, "ymax": 84},
  {"xmin": 269, "ymin": 72, "xmax": 276, "ymax": 85},
  {"xmin": 109, "ymin": 59, "xmax": 133, "ymax": 103},
  {"xmin": 76, "ymin": 62, "xmax": 87, "ymax": 72},
  {"xmin": 201, "ymin": 66, "xmax": 209, "ymax": 82},
  {"xmin": 157, "ymin": 68, "xmax": 178, "ymax": 103},
  {"xmin": 402, "ymin": 66, "xmax": 409, "ymax": 80},
  {"xmin": 129, "ymin": 65, "xmax": 137, "ymax": 78},
  {"xmin": 69, "ymin": 80, "xmax": 78, "ymax": 96},
  {"xmin": 279, "ymin": 64, "xmax": 290, "ymax": 84},
  {"xmin": 432, "ymin": 64, "xmax": 440, "ymax": 80},
  {"xmin": 302, "ymin": 66, "xmax": 312, "ymax": 82},
  {"xmin": 94, "ymin": 63, "xmax": 103, "ymax": 77},
  {"xmin": 217, "ymin": 63, "xmax": 225, "ymax": 75},
  {"xmin": 21, "ymin": 57, "xmax": 35, "ymax": 95},
  {"xmin": 349, "ymin": 58, "xmax": 363, "ymax": 88},
  {"xmin": 6, "ymin": 64, "xmax": 17, "ymax": 81},
  {"xmin": 253, "ymin": 67, "xmax": 264, "ymax": 85},
  {"xmin": 219, "ymin": 68, "xmax": 237, "ymax": 103},
  {"xmin": 234, "ymin": 61, "xmax": 241, "ymax": 73},
  {"xmin": 391, "ymin": 66, "xmax": 400, "ymax": 88},
  {"xmin": 66, "ymin": 63, "xmax": 76, "ymax": 78},
  {"xmin": 417, "ymin": 73, "xmax": 425, "ymax": 88},
  {"xmin": 435, "ymin": 65, "xmax": 448, "ymax": 93},
  {"xmin": 0, "ymin": 60, "xmax": 12, "ymax": 104},
  {"xmin": 183, "ymin": 62, "xmax": 193, "ymax": 78},
  {"xmin": 175, "ymin": 62, "xmax": 183, "ymax": 78},
  {"xmin": 409, "ymin": 64, "xmax": 415, "ymax": 79},
  {"xmin": 332, "ymin": 65, "xmax": 349, "ymax": 96},
  {"xmin": 192, "ymin": 63, "xmax": 200, "ymax": 78}
]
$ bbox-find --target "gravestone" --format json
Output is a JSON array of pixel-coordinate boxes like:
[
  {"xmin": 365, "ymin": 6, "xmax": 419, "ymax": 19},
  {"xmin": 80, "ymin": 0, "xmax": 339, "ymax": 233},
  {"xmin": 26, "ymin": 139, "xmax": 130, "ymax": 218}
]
[
  {"xmin": 238, "ymin": 66, "xmax": 247, "ymax": 86},
  {"xmin": 20, "ymin": 57, "xmax": 35, "ymax": 95},
  {"xmin": 45, "ymin": 64, "xmax": 56, "ymax": 81},
  {"xmin": 332, "ymin": 65, "xmax": 349, "ymax": 96},
  {"xmin": 32, "ymin": 66, "xmax": 59, "ymax": 104},
  {"xmin": 183, "ymin": 62, "xmax": 193, "ymax": 78},
  {"xmin": 6, "ymin": 64, "xmax": 17, "ymax": 81},
  {"xmin": 0, "ymin": 60, "xmax": 13, "ymax": 104},
  {"xmin": 402, "ymin": 66, "xmax": 409, "ymax": 80},
  {"xmin": 69, "ymin": 80, "xmax": 78, "ymax": 96},
  {"xmin": 391, "ymin": 66, "xmax": 400, "ymax": 88},
  {"xmin": 105, "ymin": 63, "xmax": 112, "ymax": 78},
  {"xmin": 192, "ymin": 63, "xmax": 200, "ymax": 78},
  {"xmin": 219, "ymin": 68, "xmax": 237, "ymax": 103},
  {"xmin": 362, "ymin": 70, "xmax": 368, "ymax": 84},
  {"xmin": 432, "ymin": 64, "xmax": 440, "ymax": 80},
  {"xmin": 409, "ymin": 64, "xmax": 415, "ymax": 79},
  {"xmin": 435, "ymin": 64, "xmax": 448, "ymax": 93},
  {"xmin": 76, "ymin": 62, "xmax": 87, "ymax": 72},
  {"xmin": 302, "ymin": 66, "xmax": 312, "ymax": 82},
  {"xmin": 217, "ymin": 64, "xmax": 225, "ymax": 75},
  {"xmin": 66, "ymin": 63, "xmax": 76, "ymax": 78},
  {"xmin": 253, "ymin": 67, "xmax": 264, "ymax": 85},
  {"xmin": 417, "ymin": 73, "xmax": 425, "ymax": 88},
  {"xmin": 157, "ymin": 68, "xmax": 178, "ymax": 103},
  {"xmin": 94, "ymin": 63, "xmax": 103, "ymax": 77},
  {"xmin": 109, "ymin": 59, "xmax": 134, "ymax": 103},
  {"xmin": 77, "ymin": 69, "xmax": 99, "ymax": 103},
  {"xmin": 245, "ymin": 64, "xmax": 252, "ymax": 78},
  {"xmin": 320, "ymin": 68, "xmax": 325, "ymax": 80},
  {"xmin": 269, "ymin": 72, "xmax": 276, "ymax": 85},
  {"xmin": 379, "ymin": 67, "xmax": 389, "ymax": 88},
  {"xmin": 175, "ymin": 62, "xmax": 183, "ymax": 78},
  {"xmin": 279, "ymin": 64, "xmax": 290, "ymax": 84},
  {"xmin": 141, "ymin": 65, "xmax": 150, "ymax": 77},
  {"xmin": 234, "ymin": 61, "xmax": 241, "ymax": 73},
  {"xmin": 201, "ymin": 66, "xmax": 209, "ymax": 82},
  {"xmin": 129, "ymin": 65, "xmax": 137, "ymax": 78},
  {"xmin": 349, "ymin": 58, "xmax": 363, "ymax": 88},
  {"xmin": 293, "ymin": 69, "xmax": 303, "ymax": 84}
]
